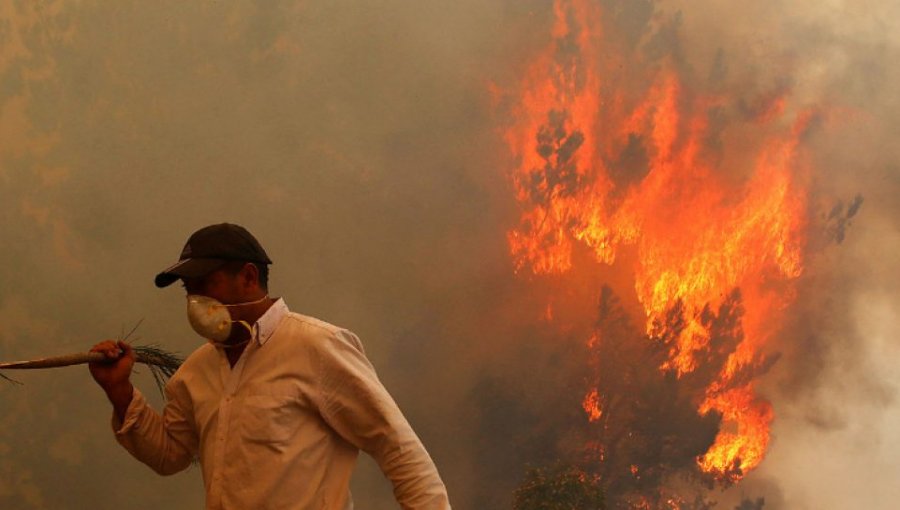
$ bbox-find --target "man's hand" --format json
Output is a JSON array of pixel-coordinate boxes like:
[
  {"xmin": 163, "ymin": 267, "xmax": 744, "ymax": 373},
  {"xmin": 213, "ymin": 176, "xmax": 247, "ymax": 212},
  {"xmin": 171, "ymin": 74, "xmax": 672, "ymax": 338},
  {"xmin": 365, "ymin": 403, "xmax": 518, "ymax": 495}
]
[{"xmin": 89, "ymin": 340, "xmax": 136, "ymax": 422}]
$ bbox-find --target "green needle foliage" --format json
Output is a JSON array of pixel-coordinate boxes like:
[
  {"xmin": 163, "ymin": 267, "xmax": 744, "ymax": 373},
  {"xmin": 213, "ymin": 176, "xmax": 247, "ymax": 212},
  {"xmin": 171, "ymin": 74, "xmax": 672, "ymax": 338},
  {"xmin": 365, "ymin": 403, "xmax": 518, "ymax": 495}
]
[{"xmin": 513, "ymin": 463, "xmax": 605, "ymax": 510}]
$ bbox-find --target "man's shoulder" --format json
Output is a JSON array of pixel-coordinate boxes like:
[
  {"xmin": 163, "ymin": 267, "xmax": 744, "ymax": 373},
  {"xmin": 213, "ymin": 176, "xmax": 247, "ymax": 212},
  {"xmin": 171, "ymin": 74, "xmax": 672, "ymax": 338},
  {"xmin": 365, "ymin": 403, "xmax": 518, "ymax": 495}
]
[
  {"xmin": 277, "ymin": 312, "xmax": 365, "ymax": 353},
  {"xmin": 175, "ymin": 342, "xmax": 217, "ymax": 371},
  {"xmin": 165, "ymin": 342, "xmax": 216, "ymax": 389},
  {"xmin": 280, "ymin": 311, "xmax": 345, "ymax": 336}
]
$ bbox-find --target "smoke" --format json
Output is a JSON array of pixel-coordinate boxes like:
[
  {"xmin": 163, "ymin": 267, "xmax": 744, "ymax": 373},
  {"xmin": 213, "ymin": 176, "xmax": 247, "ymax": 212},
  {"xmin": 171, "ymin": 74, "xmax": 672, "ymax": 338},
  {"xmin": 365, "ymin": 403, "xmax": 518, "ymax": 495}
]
[
  {"xmin": 685, "ymin": 2, "xmax": 900, "ymax": 508},
  {"xmin": 1, "ymin": 0, "xmax": 899, "ymax": 509}
]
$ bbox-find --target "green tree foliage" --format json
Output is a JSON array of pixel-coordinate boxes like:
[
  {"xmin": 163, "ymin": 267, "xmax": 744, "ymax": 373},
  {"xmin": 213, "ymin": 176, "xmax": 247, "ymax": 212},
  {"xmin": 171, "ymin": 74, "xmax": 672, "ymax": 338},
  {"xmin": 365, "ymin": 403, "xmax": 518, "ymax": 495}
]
[{"xmin": 513, "ymin": 464, "xmax": 605, "ymax": 510}]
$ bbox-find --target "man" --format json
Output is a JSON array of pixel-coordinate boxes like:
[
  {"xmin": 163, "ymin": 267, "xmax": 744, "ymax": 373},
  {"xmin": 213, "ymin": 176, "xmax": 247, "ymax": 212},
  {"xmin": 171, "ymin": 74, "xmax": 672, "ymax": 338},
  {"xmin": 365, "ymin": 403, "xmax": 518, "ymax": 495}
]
[{"xmin": 89, "ymin": 223, "xmax": 451, "ymax": 509}]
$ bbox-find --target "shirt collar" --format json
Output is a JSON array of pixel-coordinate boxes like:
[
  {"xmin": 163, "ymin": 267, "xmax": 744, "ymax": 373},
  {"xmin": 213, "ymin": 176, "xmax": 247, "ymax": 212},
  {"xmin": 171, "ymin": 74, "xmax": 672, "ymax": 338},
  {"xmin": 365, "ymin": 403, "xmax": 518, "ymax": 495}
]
[{"xmin": 252, "ymin": 298, "xmax": 289, "ymax": 346}]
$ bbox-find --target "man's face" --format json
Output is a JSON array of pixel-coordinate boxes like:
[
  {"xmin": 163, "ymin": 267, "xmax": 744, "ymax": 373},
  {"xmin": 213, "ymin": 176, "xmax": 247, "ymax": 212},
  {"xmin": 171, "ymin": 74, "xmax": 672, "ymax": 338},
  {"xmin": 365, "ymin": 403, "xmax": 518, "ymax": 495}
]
[
  {"xmin": 180, "ymin": 262, "xmax": 264, "ymax": 334},
  {"xmin": 181, "ymin": 268, "xmax": 257, "ymax": 343},
  {"xmin": 181, "ymin": 268, "xmax": 243, "ymax": 305}
]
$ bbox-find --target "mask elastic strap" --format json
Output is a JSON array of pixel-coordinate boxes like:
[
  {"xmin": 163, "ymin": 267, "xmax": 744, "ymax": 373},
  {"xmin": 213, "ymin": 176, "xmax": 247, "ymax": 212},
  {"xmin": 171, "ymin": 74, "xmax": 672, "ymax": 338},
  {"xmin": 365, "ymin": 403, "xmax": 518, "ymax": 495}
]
[
  {"xmin": 222, "ymin": 295, "xmax": 269, "ymax": 308},
  {"xmin": 197, "ymin": 295, "xmax": 268, "ymax": 349},
  {"xmin": 229, "ymin": 296, "xmax": 266, "ymax": 343}
]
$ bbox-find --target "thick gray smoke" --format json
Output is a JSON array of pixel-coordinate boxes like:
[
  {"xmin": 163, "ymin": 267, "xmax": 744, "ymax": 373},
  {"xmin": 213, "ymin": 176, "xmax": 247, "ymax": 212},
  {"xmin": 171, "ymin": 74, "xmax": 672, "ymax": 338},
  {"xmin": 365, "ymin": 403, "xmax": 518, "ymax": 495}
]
[{"xmin": 1, "ymin": 1, "xmax": 898, "ymax": 509}]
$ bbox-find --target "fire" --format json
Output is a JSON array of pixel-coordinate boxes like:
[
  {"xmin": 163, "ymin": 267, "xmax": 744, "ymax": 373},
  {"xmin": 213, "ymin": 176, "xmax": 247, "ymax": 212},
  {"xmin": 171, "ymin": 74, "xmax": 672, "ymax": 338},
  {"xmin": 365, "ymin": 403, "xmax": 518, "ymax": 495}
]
[
  {"xmin": 503, "ymin": 0, "xmax": 808, "ymax": 485},
  {"xmin": 697, "ymin": 386, "xmax": 774, "ymax": 480},
  {"xmin": 582, "ymin": 387, "xmax": 602, "ymax": 422}
]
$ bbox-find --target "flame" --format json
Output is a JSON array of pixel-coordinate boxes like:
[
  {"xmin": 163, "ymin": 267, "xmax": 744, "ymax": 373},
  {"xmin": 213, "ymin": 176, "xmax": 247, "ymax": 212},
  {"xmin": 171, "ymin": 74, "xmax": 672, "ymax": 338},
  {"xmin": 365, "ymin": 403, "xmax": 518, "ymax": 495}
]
[
  {"xmin": 582, "ymin": 387, "xmax": 603, "ymax": 422},
  {"xmin": 503, "ymin": 0, "xmax": 808, "ymax": 482},
  {"xmin": 697, "ymin": 386, "xmax": 774, "ymax": 480}
]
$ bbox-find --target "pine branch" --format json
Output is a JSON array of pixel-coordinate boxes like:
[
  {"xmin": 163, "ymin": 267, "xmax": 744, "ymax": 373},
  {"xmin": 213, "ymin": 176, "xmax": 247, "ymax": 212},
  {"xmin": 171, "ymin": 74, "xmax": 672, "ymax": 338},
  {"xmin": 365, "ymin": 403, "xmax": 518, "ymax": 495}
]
[{"xmin": 0, "ymin": 344, "xmax": 184, "ymax": 398}]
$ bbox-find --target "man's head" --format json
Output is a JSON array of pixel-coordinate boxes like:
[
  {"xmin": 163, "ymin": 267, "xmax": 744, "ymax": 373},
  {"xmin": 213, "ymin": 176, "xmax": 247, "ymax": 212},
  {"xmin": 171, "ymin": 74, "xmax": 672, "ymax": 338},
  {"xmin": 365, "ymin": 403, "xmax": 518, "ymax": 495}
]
[{"xmin": 154, "ymin": 223, "xmax": 272, "ymax": 294}]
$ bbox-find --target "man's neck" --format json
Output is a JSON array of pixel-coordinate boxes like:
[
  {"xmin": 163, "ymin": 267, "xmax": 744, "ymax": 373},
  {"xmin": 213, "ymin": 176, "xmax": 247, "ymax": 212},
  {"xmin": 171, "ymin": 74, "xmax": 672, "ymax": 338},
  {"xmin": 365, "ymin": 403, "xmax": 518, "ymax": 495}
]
[
  {"xmin": 222, "ymin": 296, "xmax": 276, "ymax": 368},
  {"xmin": 225, "ymin": 343, "xmax": 246, "ymax": 368}
]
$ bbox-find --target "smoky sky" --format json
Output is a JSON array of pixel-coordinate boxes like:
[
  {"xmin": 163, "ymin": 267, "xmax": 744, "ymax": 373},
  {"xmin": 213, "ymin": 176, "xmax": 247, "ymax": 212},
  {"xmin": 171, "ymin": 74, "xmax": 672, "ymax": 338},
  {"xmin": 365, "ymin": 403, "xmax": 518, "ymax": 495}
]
[{"xmin": 1, "ymin": 1, "xmax": 899, "ymax": 509}]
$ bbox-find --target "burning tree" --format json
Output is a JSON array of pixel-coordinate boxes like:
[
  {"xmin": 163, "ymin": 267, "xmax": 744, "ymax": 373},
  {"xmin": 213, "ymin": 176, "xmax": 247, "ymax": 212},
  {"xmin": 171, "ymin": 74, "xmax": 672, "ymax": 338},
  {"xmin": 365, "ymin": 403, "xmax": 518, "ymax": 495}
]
[
  {"xmin": 498, "ymin": 0, "xmax": 813, "ymax": 507},
  {"xmin": 580, "ymin": 286, "xmax": 778, "ymax": 507}
]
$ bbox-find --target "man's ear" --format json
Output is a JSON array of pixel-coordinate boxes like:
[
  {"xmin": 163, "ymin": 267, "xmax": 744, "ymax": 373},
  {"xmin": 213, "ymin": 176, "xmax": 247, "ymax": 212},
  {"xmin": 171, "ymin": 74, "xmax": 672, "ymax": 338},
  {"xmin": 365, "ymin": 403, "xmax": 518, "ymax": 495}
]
[{"xmin": 240, "ymin": 262, "xmax": 260, "ymax": 290}]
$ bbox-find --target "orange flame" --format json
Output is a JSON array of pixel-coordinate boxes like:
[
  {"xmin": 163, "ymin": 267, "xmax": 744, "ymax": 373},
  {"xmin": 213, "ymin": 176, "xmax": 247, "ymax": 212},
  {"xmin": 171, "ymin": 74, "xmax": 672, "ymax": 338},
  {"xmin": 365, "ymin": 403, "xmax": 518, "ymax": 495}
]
[
  {"xmin": 582, "ymin": 387, "xmax": 603, "ymax": 422},
  {"xmin": 503, "ymin": 0, "xmax": 808, "ymax": 481}
]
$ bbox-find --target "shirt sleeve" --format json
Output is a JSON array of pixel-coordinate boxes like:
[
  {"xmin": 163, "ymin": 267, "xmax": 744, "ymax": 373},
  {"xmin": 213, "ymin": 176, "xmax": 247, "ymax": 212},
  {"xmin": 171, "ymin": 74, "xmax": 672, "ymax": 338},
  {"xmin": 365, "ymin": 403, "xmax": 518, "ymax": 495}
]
[
  {"xmin": 111, "ymin": 381, "xmax": 198, "ymax": 476},
  {"xmin": 311, "ymin": 328, "xmax": 451, "ymax": 510}
]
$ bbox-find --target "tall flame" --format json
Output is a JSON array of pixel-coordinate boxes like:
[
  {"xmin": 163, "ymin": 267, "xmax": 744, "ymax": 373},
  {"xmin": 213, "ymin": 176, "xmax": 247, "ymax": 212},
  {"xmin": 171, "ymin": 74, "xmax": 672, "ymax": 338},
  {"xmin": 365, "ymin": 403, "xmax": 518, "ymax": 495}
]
[{"xmin": 503, "ymin": 0, "xmax": 809, "ymax": 482}]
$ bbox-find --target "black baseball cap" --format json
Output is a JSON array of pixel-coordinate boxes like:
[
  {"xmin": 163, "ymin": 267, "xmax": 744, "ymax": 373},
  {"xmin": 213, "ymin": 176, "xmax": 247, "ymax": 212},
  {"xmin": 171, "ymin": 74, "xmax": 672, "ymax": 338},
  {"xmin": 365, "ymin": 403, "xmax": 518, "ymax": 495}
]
[{"xmin": 154, "ymin": 223, "xmax": 273, "ymax": 288}]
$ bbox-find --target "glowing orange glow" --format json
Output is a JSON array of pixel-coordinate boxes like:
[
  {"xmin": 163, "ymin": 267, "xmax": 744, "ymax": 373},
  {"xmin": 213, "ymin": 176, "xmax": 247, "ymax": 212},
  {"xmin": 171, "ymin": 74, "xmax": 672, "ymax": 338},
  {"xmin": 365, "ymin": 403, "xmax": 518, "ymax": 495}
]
[
  {"xmin": 582, "ymin": 388, "xmax": 602, "ymax": 422},
  {"xmin": 698, "ymin": 386, "xmax": 774, "ymax": 479},
  {"xmin": 503, "ymin": 0, "xmax": 809, "ymax": 481}
]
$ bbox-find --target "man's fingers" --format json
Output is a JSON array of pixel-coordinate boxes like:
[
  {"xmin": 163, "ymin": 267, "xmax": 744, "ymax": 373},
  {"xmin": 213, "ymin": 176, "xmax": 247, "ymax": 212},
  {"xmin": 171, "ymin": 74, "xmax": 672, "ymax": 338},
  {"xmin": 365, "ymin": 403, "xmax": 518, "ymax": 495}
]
[
  {"xmin": 116, "ymin": 341, "xmax": 133, "ymax": 355},
  {"xmin": 90, "ymin": 340, "xmax": 124, "ymax": 360}
]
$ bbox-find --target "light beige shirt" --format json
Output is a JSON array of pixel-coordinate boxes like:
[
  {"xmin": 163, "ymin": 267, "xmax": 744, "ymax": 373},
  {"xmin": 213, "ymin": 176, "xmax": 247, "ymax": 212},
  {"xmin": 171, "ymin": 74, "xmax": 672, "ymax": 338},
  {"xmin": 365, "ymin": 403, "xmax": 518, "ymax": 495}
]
[{"xmin": 113, "ymin": 299, "xmax": 450, "ymax": 509}]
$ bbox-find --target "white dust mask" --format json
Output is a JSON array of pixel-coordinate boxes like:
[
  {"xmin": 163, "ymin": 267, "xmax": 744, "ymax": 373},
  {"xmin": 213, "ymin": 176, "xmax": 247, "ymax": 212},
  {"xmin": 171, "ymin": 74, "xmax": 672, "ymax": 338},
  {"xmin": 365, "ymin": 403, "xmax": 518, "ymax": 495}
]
[{"xmin": 186, "ymin": 294, "xmax": 268, "ymax": 345}]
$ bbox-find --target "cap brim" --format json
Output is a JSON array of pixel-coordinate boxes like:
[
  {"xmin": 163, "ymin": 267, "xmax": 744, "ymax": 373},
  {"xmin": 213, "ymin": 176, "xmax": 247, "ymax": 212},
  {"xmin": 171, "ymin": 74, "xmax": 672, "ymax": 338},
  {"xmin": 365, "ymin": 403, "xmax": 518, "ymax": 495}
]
[{"xmin": 154, "ymin": 258, "xmax": 227, "ymax": 288}]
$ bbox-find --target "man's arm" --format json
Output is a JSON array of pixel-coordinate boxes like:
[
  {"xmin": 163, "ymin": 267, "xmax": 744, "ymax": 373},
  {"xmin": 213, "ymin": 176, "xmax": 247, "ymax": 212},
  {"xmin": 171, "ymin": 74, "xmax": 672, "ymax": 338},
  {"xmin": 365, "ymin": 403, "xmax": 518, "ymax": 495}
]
[
  {"xmin": 89, "ymin": 340, "xmax": 196, "ymax": 476},
  {"xmin": 313, "ymin": 329, "xmax": 451, "ymax": 509},
  {"xmin": 89, "ymin": 340, "xmax": 135, "ymax": 422}
]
